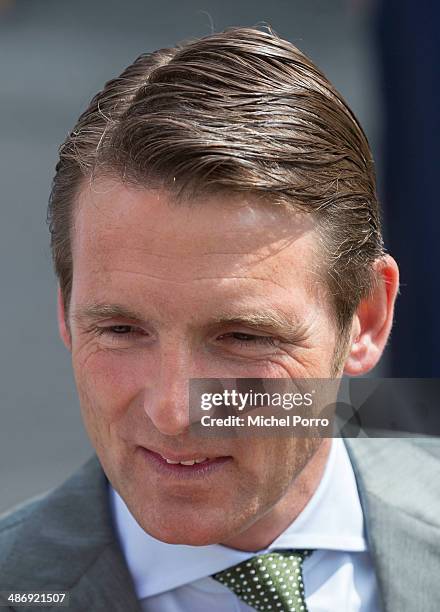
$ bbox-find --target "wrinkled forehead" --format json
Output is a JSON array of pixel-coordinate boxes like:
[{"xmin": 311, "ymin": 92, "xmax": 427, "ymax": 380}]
[
  {"xmin": 70, "ymin": 177, "xmax": 333, "ymax": 325},
  {"xmin": 72, "ymin": 176, "xmax": 320, "ymax": 267}
]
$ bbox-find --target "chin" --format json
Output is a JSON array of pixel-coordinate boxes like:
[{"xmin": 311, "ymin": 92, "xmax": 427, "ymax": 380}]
[
  {"xmin": 154, "ymin": 530, "xmax": 219, "ymax": 547},
  {"xmin": 143, "ymin": 523, "xmax": 225, "ymax": 546},
  {"xmin": 134, "ymin": 511, "xmax": 235, "ymax": 547}
]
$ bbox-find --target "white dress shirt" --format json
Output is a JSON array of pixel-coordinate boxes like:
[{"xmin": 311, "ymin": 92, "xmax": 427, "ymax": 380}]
[{"xmin": 109, "ymin": 439, "xmax": 381, "ymax": 611}]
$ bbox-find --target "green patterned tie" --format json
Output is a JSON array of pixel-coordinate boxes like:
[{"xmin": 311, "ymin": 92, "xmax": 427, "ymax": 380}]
[{"xmin": 212, "ymin": 549, "xmax": 311, "ymax": 611}]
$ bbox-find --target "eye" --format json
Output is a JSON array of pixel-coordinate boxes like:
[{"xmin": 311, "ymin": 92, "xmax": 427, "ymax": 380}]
[
  {"xmin": 92, "ymin": 325, "xmax": 149, "ymax": 345},
  {"xmin": 97, "ymin": 325, "xmax": 138, "ymax": 335},
  {"xmin": 218, "ymin": 332, "xmax": 279, "ymax": 347},
  {"xmin": 107, "ymin": 325, "xmax": 135, "ymax": 334}
]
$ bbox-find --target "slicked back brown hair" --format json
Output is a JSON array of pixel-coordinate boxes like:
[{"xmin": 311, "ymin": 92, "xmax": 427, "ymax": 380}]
[{"xmin": 48, "ymin": 25, "xmax": 384, "ymax": 348}]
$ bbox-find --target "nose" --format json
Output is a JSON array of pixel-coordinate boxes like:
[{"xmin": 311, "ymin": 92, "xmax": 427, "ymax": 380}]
[{"xmin": 143, "ymin": 343, "xmax": 194, "ymax": 436}]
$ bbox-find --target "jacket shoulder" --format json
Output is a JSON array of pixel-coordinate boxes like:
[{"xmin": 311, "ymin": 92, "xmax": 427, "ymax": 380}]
[
  {"xmin": 0, "ymin": 490, "xmax": 52, "ymax": 561},
  {"xmin": 345, "ymin": 437, "xmax": 440, "ymax": 527},
  {"xmin": 0, "ymin": 491, "xmax": 48, "ymax": 534},
  {"xmin": 0, "ymin": 456, "xmax": 114, "ymax": 591}
]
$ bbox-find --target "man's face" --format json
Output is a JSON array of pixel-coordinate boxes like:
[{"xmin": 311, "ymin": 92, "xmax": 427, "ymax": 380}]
[{"xmin": 66, "ymin": 178, "xmax": 340, "ymax": 547}]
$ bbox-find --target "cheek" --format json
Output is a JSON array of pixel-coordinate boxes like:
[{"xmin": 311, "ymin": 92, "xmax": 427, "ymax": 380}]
[
  {"xmin": 72, "ymin": 349, "xmax": 147, "ymax": 425},
  {"xmin": 244, "ymin": 438, "xmax": 320, "ymax": 495}
]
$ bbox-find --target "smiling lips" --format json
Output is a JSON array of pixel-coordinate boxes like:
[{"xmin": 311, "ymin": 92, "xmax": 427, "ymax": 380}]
[
  {"xmin": 143, "ymin": 447, "xmax": 230, "ymax": 469},
  {"xmin": 160, "ymin": 455, "xmax": 210, "ymax": 466}
]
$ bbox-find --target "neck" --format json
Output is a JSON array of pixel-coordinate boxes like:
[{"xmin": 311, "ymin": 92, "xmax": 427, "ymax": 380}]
[{"xmin": 220, "ymin": 438, "xmax": 332, "ymax": 551}]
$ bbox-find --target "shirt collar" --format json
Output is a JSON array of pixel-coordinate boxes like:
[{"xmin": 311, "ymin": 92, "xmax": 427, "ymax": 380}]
[{"xmin": 109, "ymin": 438, "xmax": 367, "ymax": 600}]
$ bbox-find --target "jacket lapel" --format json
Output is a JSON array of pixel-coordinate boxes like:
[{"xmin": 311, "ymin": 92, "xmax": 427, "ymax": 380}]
[
  {"xmin": 57, "ymin": 456, "xmax": 141, "ymax": 611},
  {"xmin": 345, "ymin": 438, "xmax": 440, "ymax": 612},
  {"xmin": 68, "ymin": 540, "xmax": 141, "ymax": 611}
]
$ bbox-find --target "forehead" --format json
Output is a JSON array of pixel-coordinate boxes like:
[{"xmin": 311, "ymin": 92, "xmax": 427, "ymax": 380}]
[{"xmin": 71, "ymin": 177, "xmax": 324, "ymax": 305}]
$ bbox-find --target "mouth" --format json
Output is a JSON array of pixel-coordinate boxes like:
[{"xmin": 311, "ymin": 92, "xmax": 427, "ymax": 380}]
[{"xmin": 138, "ymin": 446, "xmax": 233, "ymax": 478}]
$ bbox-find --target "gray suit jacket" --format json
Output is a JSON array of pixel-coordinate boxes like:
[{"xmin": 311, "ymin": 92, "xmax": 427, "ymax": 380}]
[{"xmin": 1, "ymin": 438, "xmax": 439, "ymax": 611}]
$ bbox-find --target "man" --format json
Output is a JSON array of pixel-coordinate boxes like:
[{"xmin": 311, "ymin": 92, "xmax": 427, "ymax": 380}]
[{"xmin": 0, "ymin": 26, "xmax": 438, "ymax": 612}]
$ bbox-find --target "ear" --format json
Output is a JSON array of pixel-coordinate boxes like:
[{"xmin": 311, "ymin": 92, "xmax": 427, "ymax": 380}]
[
  {"xmin": 343, "ymin": 255, "xmax": 399, "ymax": 375},
  {"xmin": 57, "ymin": 286, "xmax": 72, "ymax": 351}
]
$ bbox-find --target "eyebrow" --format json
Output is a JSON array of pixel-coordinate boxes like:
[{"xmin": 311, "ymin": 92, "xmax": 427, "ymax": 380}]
[
  {"xmin": 72, "ymin": 303, "xmax": 305, "ymax": 342},
  {"xmin": 210, "ymin": 310, "xmax": 305, "ymax": 342},
  {"xmin": 72, "ymin": 303, "xmax": 146, "ymax": 326}
]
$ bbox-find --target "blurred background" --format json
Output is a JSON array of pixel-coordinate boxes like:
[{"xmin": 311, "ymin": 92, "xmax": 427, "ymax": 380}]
[{"xmin": 1, "ymin": 0, "xmax": 438, "ymax": 513}]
